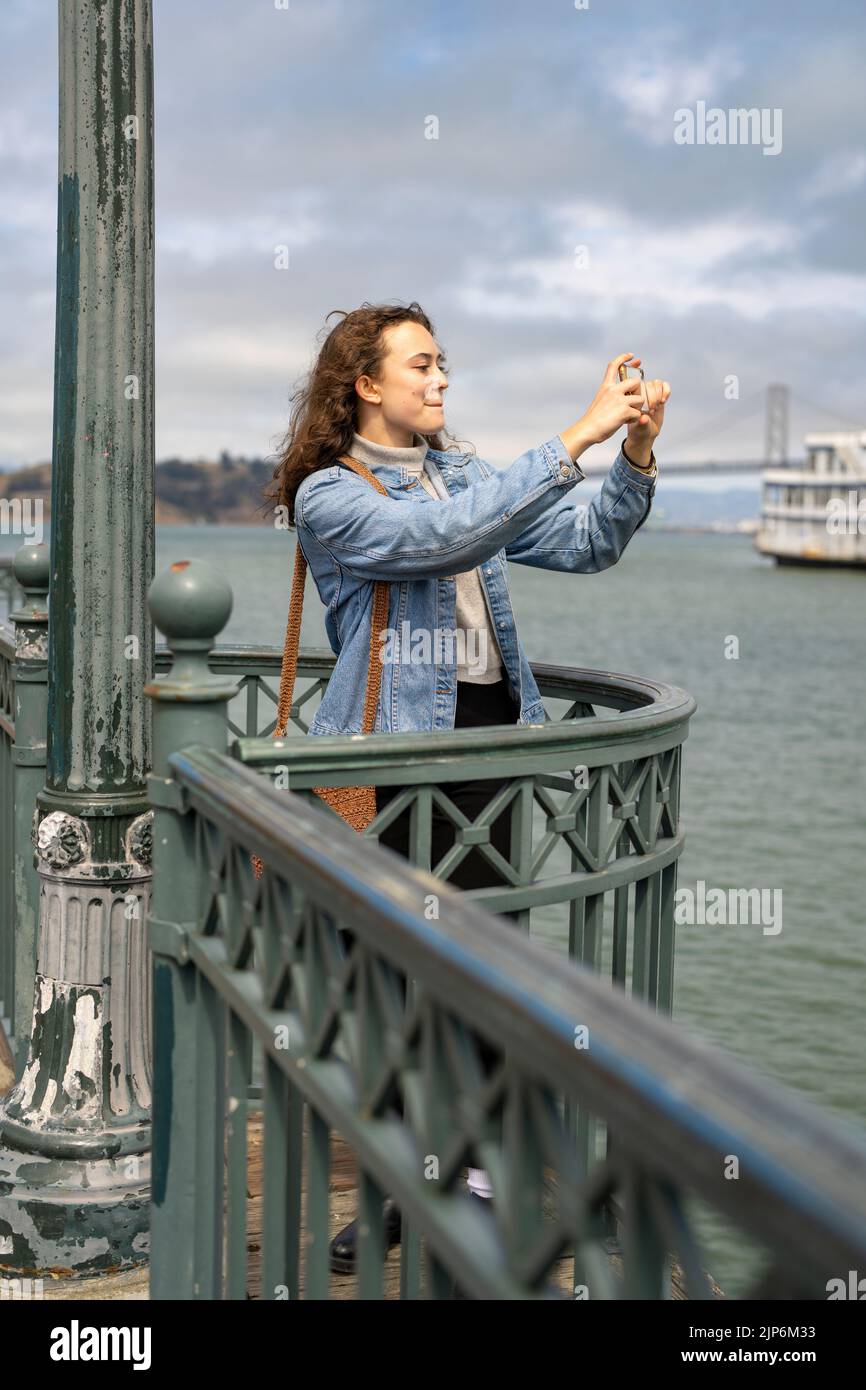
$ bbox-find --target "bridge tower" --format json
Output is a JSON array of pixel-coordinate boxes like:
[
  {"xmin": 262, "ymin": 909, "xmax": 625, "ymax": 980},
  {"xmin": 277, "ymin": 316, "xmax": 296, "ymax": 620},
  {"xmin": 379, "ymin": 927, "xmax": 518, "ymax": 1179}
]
[{"xmin": 765, "ymin": 384, "xmax": 789, "ymax": 467}]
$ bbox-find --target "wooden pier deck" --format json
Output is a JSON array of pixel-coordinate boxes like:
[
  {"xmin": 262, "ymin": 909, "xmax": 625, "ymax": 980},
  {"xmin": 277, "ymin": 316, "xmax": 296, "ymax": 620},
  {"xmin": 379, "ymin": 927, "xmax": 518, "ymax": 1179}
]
[{"xmin": 8, "ymin": 1112, "xmax": 720, "ymax": 1301}]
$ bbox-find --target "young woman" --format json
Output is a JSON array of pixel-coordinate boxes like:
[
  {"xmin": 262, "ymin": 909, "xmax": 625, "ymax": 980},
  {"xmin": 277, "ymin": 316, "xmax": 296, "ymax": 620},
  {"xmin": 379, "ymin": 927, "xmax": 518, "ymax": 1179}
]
[{"xmin": 264, "ymin": 301, "xmax": 670, "ymax": 1277}]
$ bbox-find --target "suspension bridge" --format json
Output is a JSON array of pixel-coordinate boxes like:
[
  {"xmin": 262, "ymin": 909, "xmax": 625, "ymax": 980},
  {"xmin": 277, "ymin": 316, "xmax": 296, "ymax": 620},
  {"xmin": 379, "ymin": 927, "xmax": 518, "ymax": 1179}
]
[{"xmin": 580, "ymin": 383, "xmax": 863, "ymax": 475}]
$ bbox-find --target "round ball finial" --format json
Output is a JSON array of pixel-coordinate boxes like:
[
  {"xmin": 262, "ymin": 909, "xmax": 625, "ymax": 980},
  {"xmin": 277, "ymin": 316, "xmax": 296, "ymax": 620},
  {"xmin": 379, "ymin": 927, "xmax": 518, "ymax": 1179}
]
[
  {"xmin": 148, "ymin": 559, "xmax": 233, "ymax": 646},
  {"xmin": 12, "ymin": 542, "xmax": 50, "ymax": 593}
]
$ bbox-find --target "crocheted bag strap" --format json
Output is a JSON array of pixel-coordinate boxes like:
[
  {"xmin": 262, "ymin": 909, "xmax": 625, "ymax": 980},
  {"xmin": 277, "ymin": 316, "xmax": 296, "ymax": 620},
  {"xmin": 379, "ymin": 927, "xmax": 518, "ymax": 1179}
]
[{"xmin": 273, "ymin": 455, "xmax": 391, "ymax": 740}]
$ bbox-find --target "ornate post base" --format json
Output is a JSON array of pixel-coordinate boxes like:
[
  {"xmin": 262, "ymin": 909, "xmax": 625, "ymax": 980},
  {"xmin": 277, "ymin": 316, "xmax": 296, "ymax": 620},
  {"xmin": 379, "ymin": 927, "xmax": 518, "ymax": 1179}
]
[{"xmin": 0, "ymin": 809, "xmax": 152, "ymax": 1278}]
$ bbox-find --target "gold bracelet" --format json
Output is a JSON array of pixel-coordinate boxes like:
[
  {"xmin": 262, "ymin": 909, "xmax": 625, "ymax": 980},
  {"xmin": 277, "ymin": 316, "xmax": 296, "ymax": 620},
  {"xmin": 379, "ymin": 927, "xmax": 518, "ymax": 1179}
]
[{"xmin": 622, "ymin": 443, "xmax": 656, "ymax": 474}]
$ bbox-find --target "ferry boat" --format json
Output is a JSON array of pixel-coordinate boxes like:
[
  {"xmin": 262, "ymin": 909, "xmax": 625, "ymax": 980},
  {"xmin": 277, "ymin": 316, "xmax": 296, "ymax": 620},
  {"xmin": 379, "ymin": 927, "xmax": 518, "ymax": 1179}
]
[{"xmin": 755, "ymin": 430, "xmax": 866, "ymax": 567}]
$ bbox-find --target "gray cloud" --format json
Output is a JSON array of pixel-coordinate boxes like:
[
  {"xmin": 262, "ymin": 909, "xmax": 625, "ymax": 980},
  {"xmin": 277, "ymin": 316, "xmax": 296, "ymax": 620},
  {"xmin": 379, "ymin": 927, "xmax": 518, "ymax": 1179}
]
[{"xmin": 1, "ymin": 0, "xmax": 863, "ymax": 470}]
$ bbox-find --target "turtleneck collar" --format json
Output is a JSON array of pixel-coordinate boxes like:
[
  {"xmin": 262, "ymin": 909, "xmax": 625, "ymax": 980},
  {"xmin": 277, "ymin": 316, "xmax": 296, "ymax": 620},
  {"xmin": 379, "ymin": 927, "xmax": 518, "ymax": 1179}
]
[{"xmin": 349, "ymin": 430, "xmax": 429, "ymax": 474}]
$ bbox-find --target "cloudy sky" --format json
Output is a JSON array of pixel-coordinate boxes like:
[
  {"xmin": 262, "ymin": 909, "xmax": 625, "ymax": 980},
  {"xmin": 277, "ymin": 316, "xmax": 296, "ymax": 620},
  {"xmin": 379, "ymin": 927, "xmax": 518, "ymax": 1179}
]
[{"xmin": 1, "ymin": 0, "xmax": 864, "ymax": 474}]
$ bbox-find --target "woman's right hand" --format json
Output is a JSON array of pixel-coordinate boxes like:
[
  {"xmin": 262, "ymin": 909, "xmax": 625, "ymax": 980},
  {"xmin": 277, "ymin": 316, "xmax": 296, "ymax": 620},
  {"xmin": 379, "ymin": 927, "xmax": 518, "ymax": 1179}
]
[{"xmin": 578, "ymin": 354, "xmax": 650, "ymax": 446}]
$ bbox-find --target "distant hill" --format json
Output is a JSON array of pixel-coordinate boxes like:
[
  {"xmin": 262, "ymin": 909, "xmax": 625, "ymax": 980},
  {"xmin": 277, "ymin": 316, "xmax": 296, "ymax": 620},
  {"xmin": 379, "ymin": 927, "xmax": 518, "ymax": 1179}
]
[{"xmin": 0, "ymin": 452, "xmax": 276, "ymax": 525}]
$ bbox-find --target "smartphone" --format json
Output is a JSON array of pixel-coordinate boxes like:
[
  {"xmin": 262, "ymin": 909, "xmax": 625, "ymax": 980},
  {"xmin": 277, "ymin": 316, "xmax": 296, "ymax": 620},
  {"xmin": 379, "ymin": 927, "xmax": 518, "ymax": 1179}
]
[{"xmin": 618, "ymin": 362, "xmax": 649, "ymax": 413}]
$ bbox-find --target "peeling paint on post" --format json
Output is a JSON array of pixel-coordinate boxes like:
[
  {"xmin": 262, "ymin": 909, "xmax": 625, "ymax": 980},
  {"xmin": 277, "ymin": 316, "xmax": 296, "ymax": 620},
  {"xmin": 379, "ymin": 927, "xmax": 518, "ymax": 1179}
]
[
  {"xmin": 8, "ymin": 544, "xmax": 50, "ymax": 1069},
  {"xmin": 0, "ymin": 0, "xmax": 154, "ymax": 1276}
]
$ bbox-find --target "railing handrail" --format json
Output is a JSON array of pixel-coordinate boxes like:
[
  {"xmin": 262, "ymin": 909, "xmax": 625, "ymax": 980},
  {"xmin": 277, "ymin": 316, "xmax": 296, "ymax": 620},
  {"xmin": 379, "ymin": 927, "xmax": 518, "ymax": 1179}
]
[
  {"xmin": 231, "ymin": 706, "xmax": 692, "ymax": 778},
  {"xmin": 166, "ymin": 741, "xmax": 866, "ymax": 1283},
  {"xmin": 230, "ymin": 674, "xmax": 695, "ymax": 779},
  {"xmin": 155, "ymin": 642, "xmax": 698, "ymax": 718}
]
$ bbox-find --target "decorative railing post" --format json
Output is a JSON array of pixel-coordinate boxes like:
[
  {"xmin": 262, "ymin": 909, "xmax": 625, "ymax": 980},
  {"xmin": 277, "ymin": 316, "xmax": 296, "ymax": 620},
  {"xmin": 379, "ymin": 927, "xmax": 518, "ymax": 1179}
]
[
  {"xmin": 8, "ymin": 544, "xmax": 50, "ymax": 1075},
  {"xmin": 0, "ymin": 560, "xmax": 25, "ymax": 625},
  {"xmin": 0, "ymin": 0, "xmax": 155, "ymax": 1276},
  {"xmin": 145, "ymin": 560, "xmax": 237, "ymax": 1300}
]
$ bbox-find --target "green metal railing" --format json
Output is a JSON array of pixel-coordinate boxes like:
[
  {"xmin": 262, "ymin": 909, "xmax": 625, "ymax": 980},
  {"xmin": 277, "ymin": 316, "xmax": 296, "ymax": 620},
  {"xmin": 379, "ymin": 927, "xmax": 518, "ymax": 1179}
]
[
  {"xmin": 0, "ymin": 623, "xmax": 15, "ymax": 1050},
  {"xmin": 213, "ymin": 646, "xmax": 693, "ymax": 1008},
  {"xmin": 2, "ymin": 633, "xmax": 691, "ymax": 1075},
  {"xmin": 144, "ymin": 585, "xmax": 866, "ymax": 1300},
  {"xmin": 148, "ymin": 740, "xmax": 866, "ymax": 1300}
]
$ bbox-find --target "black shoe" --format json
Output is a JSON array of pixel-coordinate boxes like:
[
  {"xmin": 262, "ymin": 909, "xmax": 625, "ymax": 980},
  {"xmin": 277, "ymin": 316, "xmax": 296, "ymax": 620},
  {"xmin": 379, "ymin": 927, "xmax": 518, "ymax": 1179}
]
[{"xmin": 329, "ymin": 1197, "xmax": 402, "ymax": 1274}]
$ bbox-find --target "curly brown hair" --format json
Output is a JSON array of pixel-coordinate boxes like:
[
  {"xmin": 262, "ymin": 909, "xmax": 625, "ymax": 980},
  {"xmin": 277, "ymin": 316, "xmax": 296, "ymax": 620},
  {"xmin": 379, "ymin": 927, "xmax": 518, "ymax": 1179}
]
[{"xmin": 259, "ymin": 301, "xmax": 469, "ymax": 526}]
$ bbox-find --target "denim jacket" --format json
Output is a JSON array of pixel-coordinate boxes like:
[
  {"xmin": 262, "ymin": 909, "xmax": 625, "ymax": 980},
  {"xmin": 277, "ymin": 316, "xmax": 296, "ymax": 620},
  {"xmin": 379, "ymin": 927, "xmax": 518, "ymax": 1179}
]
[{"xmin": 294, "ymin": 433, "xmax": 656, "ymax": 734}]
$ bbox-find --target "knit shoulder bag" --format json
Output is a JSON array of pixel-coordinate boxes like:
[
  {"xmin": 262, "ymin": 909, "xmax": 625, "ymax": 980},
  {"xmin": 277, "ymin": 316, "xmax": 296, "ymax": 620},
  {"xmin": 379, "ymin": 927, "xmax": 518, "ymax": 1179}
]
[{"xmin": 250, "ymin": 455, "xmax": 391, "ymax": 879}]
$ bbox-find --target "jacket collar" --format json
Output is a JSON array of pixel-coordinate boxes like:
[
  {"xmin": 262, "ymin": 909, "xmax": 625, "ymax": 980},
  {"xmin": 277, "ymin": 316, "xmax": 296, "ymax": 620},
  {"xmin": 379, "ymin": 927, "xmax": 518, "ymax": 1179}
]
[{"xmin": 340, "ymin": 437, "xmax": 468, "ymax": 486}]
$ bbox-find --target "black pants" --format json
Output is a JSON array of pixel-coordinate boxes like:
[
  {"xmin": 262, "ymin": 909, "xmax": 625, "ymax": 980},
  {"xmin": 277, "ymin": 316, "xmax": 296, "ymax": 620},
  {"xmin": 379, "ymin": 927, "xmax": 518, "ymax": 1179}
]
[
  {"xmin": 375, "ymin": 678, "xmax": 521, "ymax": 1091},
  {"xmin": 375, "ymin": 677, "xmax": 521, "ymax": 912}
]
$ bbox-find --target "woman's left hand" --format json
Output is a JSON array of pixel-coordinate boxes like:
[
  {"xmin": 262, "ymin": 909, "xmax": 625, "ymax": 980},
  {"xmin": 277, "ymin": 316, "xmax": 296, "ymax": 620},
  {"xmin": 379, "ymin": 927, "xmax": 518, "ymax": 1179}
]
[{"xmin": 627, "ymin": 377, "xmax": 671, "ymax": 451}]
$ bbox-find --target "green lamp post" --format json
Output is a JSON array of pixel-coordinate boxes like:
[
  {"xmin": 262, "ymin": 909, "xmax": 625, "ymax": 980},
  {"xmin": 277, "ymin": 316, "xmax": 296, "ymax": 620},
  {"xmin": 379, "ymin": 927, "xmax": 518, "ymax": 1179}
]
[{"xmin": 0, "ymin": 0, "xmax": 154, "ymax": 1276}]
